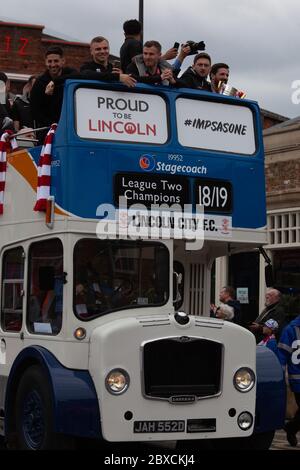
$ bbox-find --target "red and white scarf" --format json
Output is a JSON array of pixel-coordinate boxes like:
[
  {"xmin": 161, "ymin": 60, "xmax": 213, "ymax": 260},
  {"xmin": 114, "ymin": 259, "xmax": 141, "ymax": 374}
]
[
  {"xmin": 0, "ymin": 131, "xmax": 18, "ymax": 215},
  {"xmin": 34, "ymin": 123, "xmax": 57, "ymax": 212}
]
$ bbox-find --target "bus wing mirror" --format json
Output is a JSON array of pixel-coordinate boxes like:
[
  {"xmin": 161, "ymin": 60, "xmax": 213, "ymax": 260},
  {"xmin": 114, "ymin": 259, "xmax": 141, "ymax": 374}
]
[
  {"xmin": 0, "ymin": 80, "xmax": 6, "ymax": 104},
  {"xmin": 265, "ymin": 264, "xmax": 274, "ymax": 288},
  {"xmin": 173, "ymin": 271, "xmax": 182, "ymax": 305}
]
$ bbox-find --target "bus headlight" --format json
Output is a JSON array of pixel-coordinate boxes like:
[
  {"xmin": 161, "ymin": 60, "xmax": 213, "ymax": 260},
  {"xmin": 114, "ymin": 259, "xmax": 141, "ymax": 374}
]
[
  {"xmin": 237, "ymin": 412, "xmax": 253, "ymax": 430},
  {"xmin": 105, "ymin": 369, "xmax": 130, "ymax": 395},
  {"xmin": 233, "ymin": 368, "xmax": 255, "ymax": 392}
]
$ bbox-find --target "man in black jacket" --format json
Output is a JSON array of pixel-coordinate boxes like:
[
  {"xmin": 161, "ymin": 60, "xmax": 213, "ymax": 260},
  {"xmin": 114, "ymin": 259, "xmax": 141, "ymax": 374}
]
[
  {"xmin": 249, "ymin": 288, "xmax": 286, "ymax": 343},
  {"xmin": 81, "ymin": 36, "xmax": 113, "ymax": 74},
  {"xmin": 30, "ymin": 46, "xmax": 76, "ymax": 142},
  {"xmin": 80, "ymin": 36, "xmax": 136, "ymax": 87},
  {"xmin": 126, "ymin": 40, "xmax": 175, "ymax": 86},
  {"xmin": 120, "ymin": 19, "xmax": 179, "ymax": 74},
  {"xmin": 178, "ymin": 53, "xmax": 212, "ymax": 91},
  {"xmin": 120, "ymin": 19, "xmax": 143, "ymax": 73}
]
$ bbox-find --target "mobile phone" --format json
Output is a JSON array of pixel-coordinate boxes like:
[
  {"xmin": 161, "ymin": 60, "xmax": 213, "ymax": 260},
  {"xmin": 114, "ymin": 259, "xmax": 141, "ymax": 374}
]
[
  {"xmin": 173, "ymin": 42, "xmax": 180, "ymax": 50},
  {"xmin": 112, "ymin": 59, "xmax": 121, "ymax": 68}
]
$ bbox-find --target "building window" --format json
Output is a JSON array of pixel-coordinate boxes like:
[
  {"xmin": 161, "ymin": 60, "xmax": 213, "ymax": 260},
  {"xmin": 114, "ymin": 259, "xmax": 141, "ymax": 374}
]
[
  {"xmin": 27, "ymin": 239, "xmax": 63, "ymax": 335},
  {"xmin": 1, "ymin": 247, "xmax": 24, "ymax": 332},
  {"xmin": 268, "ymin": 210, "xmax": 300, "ymax": 247}
]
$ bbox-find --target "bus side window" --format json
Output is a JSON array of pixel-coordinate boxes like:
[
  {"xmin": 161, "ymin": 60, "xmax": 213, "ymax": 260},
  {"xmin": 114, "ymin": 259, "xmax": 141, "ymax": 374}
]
[
  {"xmin": 1, "ymin": 247, "xmax": 24, "ymax": 332},
  {"xmin": 27, "ymin": 239, "xmax": 63, "ymax": 335}
]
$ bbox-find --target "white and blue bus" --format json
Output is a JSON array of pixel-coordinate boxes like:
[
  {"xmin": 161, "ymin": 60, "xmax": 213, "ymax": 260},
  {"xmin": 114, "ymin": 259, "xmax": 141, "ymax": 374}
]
[{"xmin": 0, "ymin": 78, "xmax": 285, "ymax": 449}]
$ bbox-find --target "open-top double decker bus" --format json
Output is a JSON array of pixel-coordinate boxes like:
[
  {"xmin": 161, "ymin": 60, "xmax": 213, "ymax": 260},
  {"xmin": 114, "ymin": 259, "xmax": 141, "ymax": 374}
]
[{"xmin": 0, "ymin": 77, "xmax": 285, "ymax": 450}]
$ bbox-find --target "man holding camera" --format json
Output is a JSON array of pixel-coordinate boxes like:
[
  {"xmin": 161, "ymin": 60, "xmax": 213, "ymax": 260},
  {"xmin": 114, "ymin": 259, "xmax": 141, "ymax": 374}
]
[{"xmin": 177, "ymin": 52, "xmax": 212, "ymax": 91}]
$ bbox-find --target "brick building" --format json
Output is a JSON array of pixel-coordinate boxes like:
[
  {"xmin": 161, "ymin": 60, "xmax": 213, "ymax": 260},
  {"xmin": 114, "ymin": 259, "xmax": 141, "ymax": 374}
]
[
  {"xmin": 0, "ymin": 20, "xmax": 117, "ymax": 93},
  {"xmin": 262, "ymin": 117, "xmax": 300, "ymax": 313},
  {"xmin": 261, "ymin": 108, "xmax": 289, "ymax": 131}
]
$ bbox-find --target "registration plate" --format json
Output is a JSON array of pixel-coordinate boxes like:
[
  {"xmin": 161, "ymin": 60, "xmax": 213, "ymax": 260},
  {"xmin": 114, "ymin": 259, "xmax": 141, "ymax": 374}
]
[{"xmin": 134, "ymin": 420, "xmax": 185, "ymax": 433}]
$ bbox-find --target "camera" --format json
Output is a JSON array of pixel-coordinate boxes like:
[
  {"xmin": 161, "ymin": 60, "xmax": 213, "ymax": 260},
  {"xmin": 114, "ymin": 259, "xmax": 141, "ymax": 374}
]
[{"xmin": 184, "ymin": 40, "xmax": 205, "ymax": 55}]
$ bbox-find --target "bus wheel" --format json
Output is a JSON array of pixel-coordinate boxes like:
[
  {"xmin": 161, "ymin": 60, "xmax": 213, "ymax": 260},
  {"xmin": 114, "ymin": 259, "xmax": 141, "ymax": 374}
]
[{"xmin": 15, "ymin": 365, "xmax": 67, "ymax": 450}]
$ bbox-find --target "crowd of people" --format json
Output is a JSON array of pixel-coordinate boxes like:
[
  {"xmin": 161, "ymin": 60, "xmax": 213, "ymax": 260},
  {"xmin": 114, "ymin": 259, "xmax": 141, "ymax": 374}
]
[
  {"xmin": 0, "ymin": 18, "xmax": 238, "ymax": 143},
  {"xmin": 211, "ymin": 285, "xmax": 300, "ymax": 447}
]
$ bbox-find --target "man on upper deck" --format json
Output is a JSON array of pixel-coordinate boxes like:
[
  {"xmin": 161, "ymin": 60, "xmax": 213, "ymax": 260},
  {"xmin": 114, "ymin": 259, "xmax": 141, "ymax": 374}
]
[
  {"xmin": 120, "ymin": 19, "xmax": 143, "ymax": 73},
  {"xmin": 209, "ymin": 62, "xmax": 230, "ymax": 93},
  {"xmin": 120, "ymin": 19, "xmax": 179, "ymax": 73},
  {"xmin": 30, "ymin": 46, "xmax": 76, "ymax": 141},
  {"xmin": 177, "ymin": 52, "xmax": 212, "ymax": 91},
  {"xmin": 126, "ymin": 40, "xmax": 176, "ymax": 86},
  {"xmin": 81, "ymin": 36, "xmax": 135, "ymax": 87}
]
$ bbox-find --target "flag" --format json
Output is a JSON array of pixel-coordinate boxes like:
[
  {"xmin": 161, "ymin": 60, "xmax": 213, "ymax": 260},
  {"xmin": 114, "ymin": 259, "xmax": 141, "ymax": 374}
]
[
  {"xmin": 0, "ymin": 131, "xmax": 18, "ymax": 215},
  {"xmin": 34, "ymin": 123, "xmax": 57, "ymax": 212}
]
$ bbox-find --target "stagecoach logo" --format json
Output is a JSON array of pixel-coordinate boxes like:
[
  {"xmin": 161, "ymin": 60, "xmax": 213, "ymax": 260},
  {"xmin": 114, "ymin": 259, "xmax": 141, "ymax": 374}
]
[
  {"xmin": 139, "ymin": 154, "xmax": 156, "ymax": 171},
  {"xmin": 170, "ymin": 395, "xmax": 196, "ymax": 404},
  {"xmin": 139, "ymin": 155, "xmax": 207, "ymax": 176}
]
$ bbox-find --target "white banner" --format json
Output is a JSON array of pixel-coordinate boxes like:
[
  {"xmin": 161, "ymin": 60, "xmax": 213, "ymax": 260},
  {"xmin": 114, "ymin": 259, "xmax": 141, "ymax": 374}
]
[
  {"xmin": 176, "ymin": 98, "xmax": 255, "ymax": 155},
  {"xmin": 203, "ymin": 214, "xmax": 232, "ymax": 238},
  {"xmin": 75, "ymin": 88, "xmax": 168, "ymax": 144}
]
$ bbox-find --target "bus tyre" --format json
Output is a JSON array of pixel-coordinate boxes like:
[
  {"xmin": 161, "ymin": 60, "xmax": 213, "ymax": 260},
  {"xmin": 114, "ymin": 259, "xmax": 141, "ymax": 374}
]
[{"xmin": 15, "ymin": 365, "xmax": 68, "ymax": 450}]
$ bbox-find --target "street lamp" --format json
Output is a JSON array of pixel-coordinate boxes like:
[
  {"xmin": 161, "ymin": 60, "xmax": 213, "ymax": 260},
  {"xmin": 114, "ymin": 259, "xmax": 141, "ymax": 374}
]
[{"xmin": 139, "ymin": 0, "xmax": 144, "ymax": 43}]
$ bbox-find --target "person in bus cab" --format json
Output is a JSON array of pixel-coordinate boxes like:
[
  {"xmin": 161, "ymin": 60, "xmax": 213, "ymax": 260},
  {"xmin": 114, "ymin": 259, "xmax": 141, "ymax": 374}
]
[
  {"xmin": 209, "ymin": 62, "xmax": 230, "ymax": 93},
  {"xmin": 177, "ymin": 52, "xmax": 212, "ymax": 91},
  {"xmin": 126, "ymin": 40, "xmax": 176, "ymax": 86},
  {"xmin": 30, "ymin": 46, "xmax": 77, "ymax": 143}
]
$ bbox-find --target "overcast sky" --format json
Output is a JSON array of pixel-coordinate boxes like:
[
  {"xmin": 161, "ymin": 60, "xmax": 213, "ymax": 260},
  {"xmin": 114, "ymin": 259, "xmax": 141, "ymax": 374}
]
[{"xmin": 2, "ymin": 0, "xmax": 300, "ymax": 118}]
